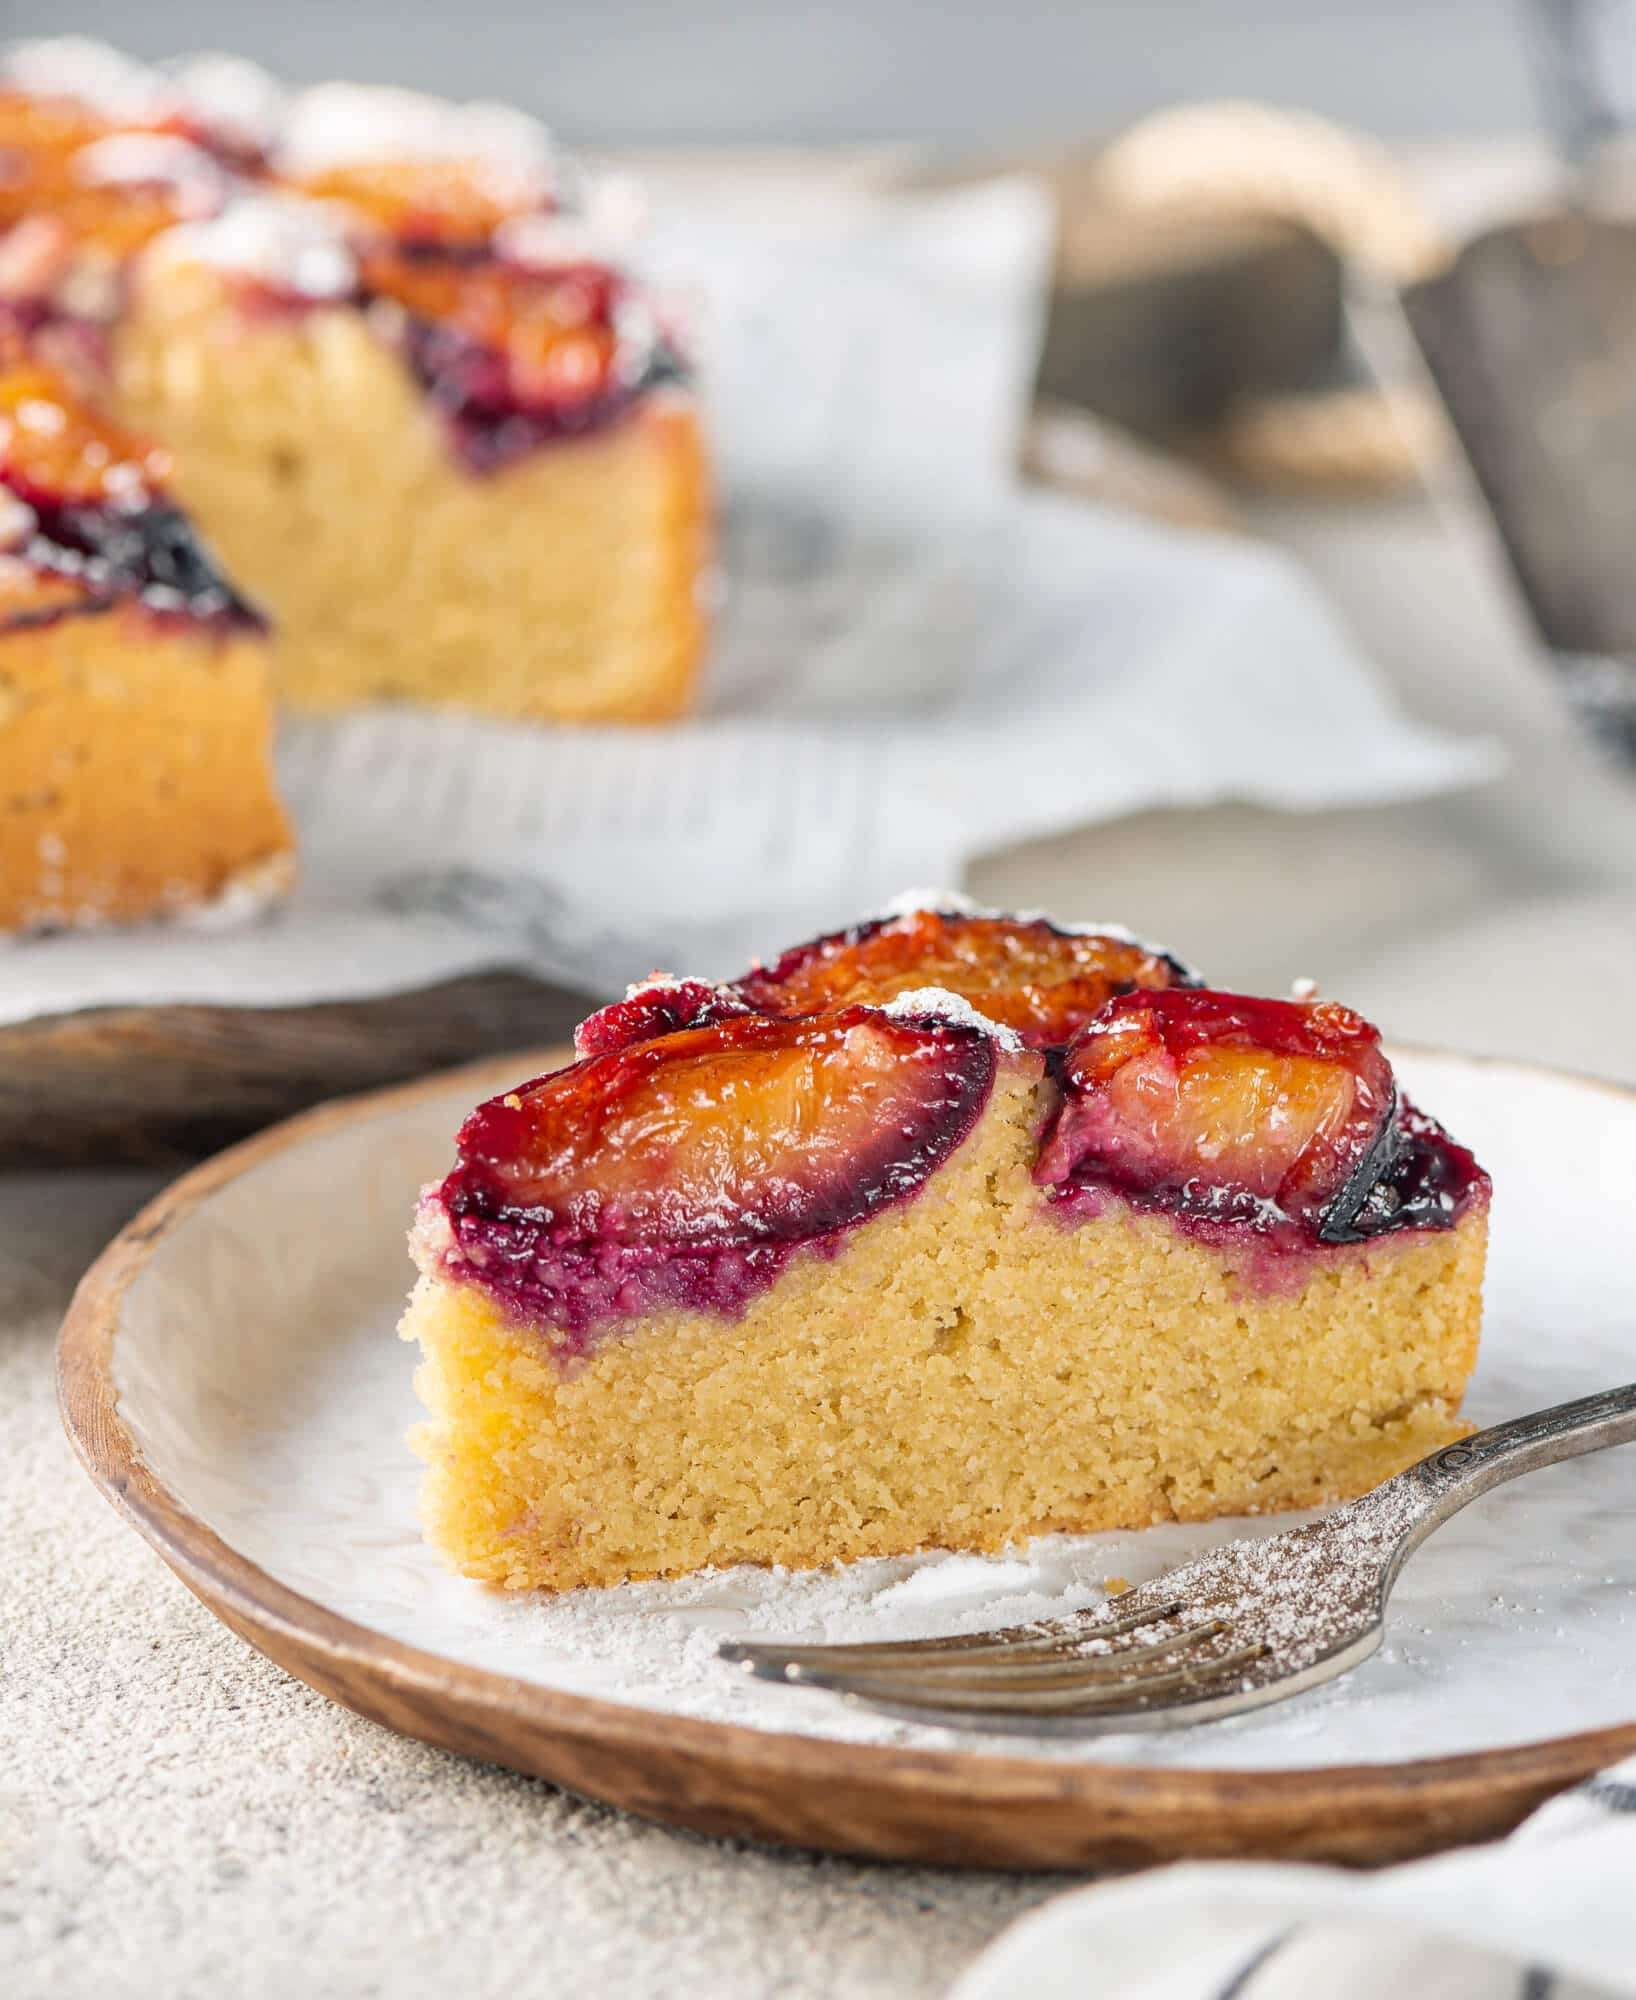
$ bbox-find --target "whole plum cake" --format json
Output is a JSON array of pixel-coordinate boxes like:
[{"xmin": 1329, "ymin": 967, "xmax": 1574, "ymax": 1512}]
[
  {"xmin": 402, "ymin": 898, "xmax": 1490, "ymax": 1591},
  {"xmin": 0, "ymin": 345, "xmax": 291, "ymax": 929}
]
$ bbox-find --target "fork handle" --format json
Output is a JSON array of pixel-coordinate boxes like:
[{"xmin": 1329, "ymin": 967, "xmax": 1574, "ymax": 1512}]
[{"xmin": 1390, "ymin": 1380, "xmax": 1636, "ymax": 1551}]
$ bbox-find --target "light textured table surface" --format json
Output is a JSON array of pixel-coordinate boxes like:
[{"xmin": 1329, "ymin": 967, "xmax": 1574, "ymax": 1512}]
[{"xmin": 8, "ymin": 399, "xmax": 1636, "ymax": 2000}]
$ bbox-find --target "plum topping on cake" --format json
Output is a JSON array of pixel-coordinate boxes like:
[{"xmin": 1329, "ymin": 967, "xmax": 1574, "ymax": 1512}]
[
  {"xmin": 738, "ymin": 907, "xmax": 1196, "ymax": 1048},
  {"xmin": 1344, "ymin": 1099, "xmax": 1488, "ymax": 1239},
  {"xmin": 0, "ymin": 86, "xmax": 237, "ymax": 286},
  {"xmin": 1037, "ymin": 988, "xmax": 1485, "ymax": 1249},
  {"xmin": 573, "ymin": 978, "xmax": 755, "ymax": 1059},
  {"xmin": 427, "ymin": 1007, "xmax": 998, "ymax": 1342},
  {"xmin": 360, "ymin": 245, "xmax": 682, "ymax": 472},
  {"xmin": 294, "ymin": 159, "xmax": 538, "ymax": 252},
  {"xmin": 0, "ymin": 356, "xmax": 259, "ymax": 628}
]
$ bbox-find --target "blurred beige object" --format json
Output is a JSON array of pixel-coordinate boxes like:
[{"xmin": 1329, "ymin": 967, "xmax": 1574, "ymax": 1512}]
[
  {"xmin": 1097, "ymin": 103, "xmax": 1453, "ymax": 495},
  {"xmin": 1202, "ymin": 382, "xmax": 1453, "ymax": 496},
  {"xmin": 1097, "ymin": 101, "xmax": 1448, "ymax": 285},
  {"xmin": 1023, "ymin": 401, "xmax": 1241, "ymax": 533}
]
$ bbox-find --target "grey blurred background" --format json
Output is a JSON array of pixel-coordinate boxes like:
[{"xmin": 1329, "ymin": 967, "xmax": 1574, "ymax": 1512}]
[{"xmin": 23, "ymin": 2, "xmax": 1541, "ymax": 148}]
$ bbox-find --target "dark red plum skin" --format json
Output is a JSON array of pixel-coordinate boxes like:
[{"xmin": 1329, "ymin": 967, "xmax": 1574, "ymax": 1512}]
[
  {"xmin": 2, "ymin": 481, "xmax": 263, "ymax": 634},
  {"xmin": 573, "ymin": 980, "xmax": 753, "ymax": 1059}
]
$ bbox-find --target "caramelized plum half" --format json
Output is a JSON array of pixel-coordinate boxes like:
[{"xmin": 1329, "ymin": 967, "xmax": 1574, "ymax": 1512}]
[
  {"xmin": 0, "ymin": 359, "xmax": 168, "ymax": 507},
  {"xmin": 443, "ymin": 1006, "xmax": 997, "ymax": 1250},
  {"xmin": 1035, "ymin": 989, "xmax": 1397, "ymax": 1240},
  {"xmin": 363, "ymin": 250, "xmax": 621, "ymax": 408},
  {"xmin": 573, "ymin": 979, "xmax": 754, "ymax": 1059},
  {"xmin": 298, "ymin": 160, "xmax": 540, "ymax": 250},
  {"xmin": 0, "ymin": 356, "xmax": 256, "ymax": 627},
  {"xmin": 355, "ymin": 245, "xmax": 679, "ymax": 470},
  {"xmin": 738, "ymin": 909, "xmax": 1194, "ymax": 1048}
]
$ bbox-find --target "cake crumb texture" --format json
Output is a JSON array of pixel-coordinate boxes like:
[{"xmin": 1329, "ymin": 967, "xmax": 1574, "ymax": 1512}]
[
  {"xmin": 0, "ymin": 601, "xmax": 293, "ymax": 930},
  {"xmin": 402, "ymin": 1066, "xmax": 1486, "ymax": 1590}
]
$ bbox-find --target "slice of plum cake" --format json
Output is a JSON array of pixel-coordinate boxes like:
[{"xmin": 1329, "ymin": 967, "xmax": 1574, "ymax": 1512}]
[
  {"xmin": 401, "ymin": 904, "xmax": 1488, "ymax": 1590},
  {"xmin": 0, "ymin": 345, "xmax": 291, "ymax": 930}
]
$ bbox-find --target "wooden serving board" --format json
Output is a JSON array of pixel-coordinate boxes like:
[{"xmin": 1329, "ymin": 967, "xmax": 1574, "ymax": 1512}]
[{"xmin": 0, "ymin": 972, "xmax": 592, "ymax": 1166}]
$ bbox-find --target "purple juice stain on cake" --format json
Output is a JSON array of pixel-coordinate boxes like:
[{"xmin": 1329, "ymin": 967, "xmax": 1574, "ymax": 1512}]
[
  {"xmin": 422, "ymin": 1006, "xmax": 999, "ymax": 1352},
  {"xmin": 426, "ymin": 1206, "xmax": 822, "ymax": 1348},
  {"xmin": 1035, "ymin": 987, "xmax": 1489, "ymax": 1276}
]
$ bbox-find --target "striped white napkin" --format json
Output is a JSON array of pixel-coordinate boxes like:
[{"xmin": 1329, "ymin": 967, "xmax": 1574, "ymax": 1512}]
[{"xmin": 953, "ymin": 1757, "xmax": 1636, "ymax": 2000}]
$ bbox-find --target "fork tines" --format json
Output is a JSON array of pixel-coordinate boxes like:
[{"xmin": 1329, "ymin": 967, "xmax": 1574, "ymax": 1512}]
[
  {"xmin": 719, "ymin": 1596, "xmax": 1267, "ymax": 1724},
  {"xmin": 718, "ymin": 1596, "xmax": 1181, "ymax": 1677}
]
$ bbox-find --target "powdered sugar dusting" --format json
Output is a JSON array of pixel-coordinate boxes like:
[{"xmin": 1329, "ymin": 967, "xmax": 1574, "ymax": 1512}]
[
  {"xmin": 2, "ymin": 36, "xmax": 175, "ymax": 123},
  {"xmin": 1093, "ymin": 1474, "xmax": 1428, "ymax": 1685},
  {"xmin": 880, "ymin": 985, "xmax": 1026, "ymax": 1051},
  {"xmin": 874, "ymin": 886, "xmax": 982, "ymax": 922},
  {"xmin": 148, "ymin": 191, "xmax": 358, "ymax": 298},
  {"xmin": 171, "ymin": 851, "xmax": 296, "ymax": 932},
  {"xmin": 621, "ymin": 971, "xmax": 695, "ymax": 997},
  {"xmin": 73, "ymin": 133, "xmax": 226, "ymax": 209},
  {"xmin": 412, "ymin": 1478, "xmax": 1433, "ymax": 1753},
  {"xmin": 276, "ymin": 81, "xmax": 552, "ymax": 204},
  {"xmin": 165, "ymin": 52, "xmax": 287, "ymax": 151}
]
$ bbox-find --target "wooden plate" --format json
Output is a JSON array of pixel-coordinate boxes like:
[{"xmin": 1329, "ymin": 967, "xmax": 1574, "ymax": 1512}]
[{"xmin": 57, "ymin": 1049, "xmax": 1636, "ymax": 1873}]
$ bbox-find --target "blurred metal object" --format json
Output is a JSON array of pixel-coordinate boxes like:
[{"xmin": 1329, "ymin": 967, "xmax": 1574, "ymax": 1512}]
[{"xmin": 1403, "ymin": 208, "xmax": 1636, "ymax": 762}]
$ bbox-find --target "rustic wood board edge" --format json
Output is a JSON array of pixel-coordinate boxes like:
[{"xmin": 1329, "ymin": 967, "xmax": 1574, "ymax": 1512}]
[
  {"xmin": 0, "ymin": 971, "xmax": 593, "ymax": 1167},
  {"xmin": 55, "ymin": 1055, "xmax": 1636, "ymax": 1872}
]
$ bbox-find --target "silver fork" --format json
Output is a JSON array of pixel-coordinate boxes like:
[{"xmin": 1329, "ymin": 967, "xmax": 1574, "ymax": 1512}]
[{"xmin": 719, "ymin": 1383, "xmax": 1636, "ymax": 1735}]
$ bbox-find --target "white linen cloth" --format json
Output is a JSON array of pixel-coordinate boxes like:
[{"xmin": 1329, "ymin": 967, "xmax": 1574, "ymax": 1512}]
[
  {"xmin": 954, "ymin": 1757, "xmax": 1636, "ymax": 2000},
  {"xmin": 0, "ymin": 172, "xmax": 1498, "ymax": 1026}
]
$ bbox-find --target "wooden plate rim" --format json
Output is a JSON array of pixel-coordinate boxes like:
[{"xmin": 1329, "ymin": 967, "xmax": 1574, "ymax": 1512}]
[{"xmin": 56, "ymin": 1046, "xmax": 1636, "ymax": 1870}]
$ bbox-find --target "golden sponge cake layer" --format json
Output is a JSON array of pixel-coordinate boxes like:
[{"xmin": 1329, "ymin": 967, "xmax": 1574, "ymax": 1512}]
[{"xmin": 0, "ymin": 599, "xmax": 293, "ymax": 930}]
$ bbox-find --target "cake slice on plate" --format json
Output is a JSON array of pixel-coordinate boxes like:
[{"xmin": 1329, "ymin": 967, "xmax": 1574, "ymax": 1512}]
[
  {"xmin": 0, "ymin": 346, "xmax": 291, "ymax": 930},
  {"xmin": 402, "ymin": 903, "xmax": 1489, "ymax": 1591}
]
